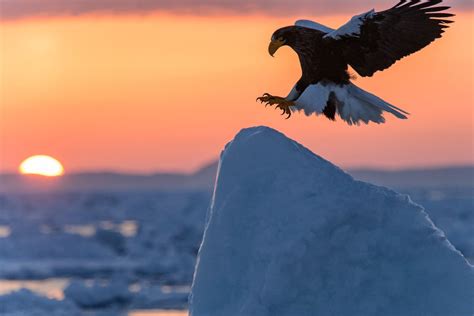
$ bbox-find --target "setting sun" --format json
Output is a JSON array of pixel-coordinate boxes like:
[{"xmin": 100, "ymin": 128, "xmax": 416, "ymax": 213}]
[{"xmin": 19, "ymin": 155, "xmax": 64, "ymax": 177}]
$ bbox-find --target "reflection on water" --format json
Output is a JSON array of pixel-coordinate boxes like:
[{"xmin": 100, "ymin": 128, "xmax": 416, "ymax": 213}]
[
  {"xmin": 100, "ymin": 220, "xmax": 138, "ymax": 237},
  {"xmin": 161, "ymin": 285, "xmax": 190, "ymax": 294},
  {"xmin": 0, "ymin": 225, "xmax": 11, "ymax": 238},
  {"xmin": 0, "ymin": 278, "xmax": 69, "ymax": 299},
  {"xmin": 42, "ymin": 220, "xmax": 139, "ymax": 238},
  {"xmin": 129, "ymin": 311, "xmax": 187, "ymax": 316},
  {"xmin": 0, "ymin": 279, "xmax": 189, "ymax": 315},
  {"xmin": 64, "ymin": 224, "xmax": 96, "ymax": 237}
]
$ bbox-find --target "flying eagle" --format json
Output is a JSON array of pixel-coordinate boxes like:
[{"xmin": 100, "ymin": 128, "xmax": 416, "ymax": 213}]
[{"xmin": 257, "ymin": 0, "xmax": 454, "ymax": 124}]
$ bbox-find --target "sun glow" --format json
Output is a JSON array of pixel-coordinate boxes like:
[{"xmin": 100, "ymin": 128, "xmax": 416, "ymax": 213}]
[{"xmin": 19, "ymin": 155, "xmax": 64, "ymax": 177}]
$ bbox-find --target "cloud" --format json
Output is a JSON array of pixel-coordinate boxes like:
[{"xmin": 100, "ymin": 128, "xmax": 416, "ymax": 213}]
[{"xmin": 0, "ymin": 0, "xmax": 471, "ymax": 20}]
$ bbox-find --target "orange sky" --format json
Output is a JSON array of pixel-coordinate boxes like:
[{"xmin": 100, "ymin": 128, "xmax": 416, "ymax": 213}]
[{"xmin": 0, "ymin": 12, "xmax": 473, "ymax": 173}]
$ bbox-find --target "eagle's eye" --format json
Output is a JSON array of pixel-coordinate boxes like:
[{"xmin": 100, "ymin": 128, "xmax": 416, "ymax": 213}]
[
  {"xmin": 268, "ymin": 35, "xmax": 287, "ymax": 56},
  {"xmin": 271, "ymin": 35, "xmax": 285, "ymax": 42}
]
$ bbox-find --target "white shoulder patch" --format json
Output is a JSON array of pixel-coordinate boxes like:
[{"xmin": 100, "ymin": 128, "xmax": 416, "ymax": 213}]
[
  {"xmin": 324, "ymin": 9, "xmax": 376, "ymax": 40},
  {"xmin": 294, "ymin": 20, "xmax": 335, "ymax": 34}
]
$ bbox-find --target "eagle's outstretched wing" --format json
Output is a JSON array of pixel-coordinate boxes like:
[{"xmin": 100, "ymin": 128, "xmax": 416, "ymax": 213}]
[{"xmin": 326, "ymin": 0, "xmax": 454, "ymax": 77}]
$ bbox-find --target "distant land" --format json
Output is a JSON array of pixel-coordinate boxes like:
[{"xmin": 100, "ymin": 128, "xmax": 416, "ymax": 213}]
[{"xmin": 0, "ymin": 162, "xmax": 473, "ymax": 193}]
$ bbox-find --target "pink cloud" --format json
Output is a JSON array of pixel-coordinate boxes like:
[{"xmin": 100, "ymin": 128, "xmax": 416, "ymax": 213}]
[{"xmin": 1, "ymin": 0, "xmax": 470, "ymax": 20}]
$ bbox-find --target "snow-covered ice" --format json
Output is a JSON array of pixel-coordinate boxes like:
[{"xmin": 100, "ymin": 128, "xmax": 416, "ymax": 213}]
[
  {"xmin": 190, "ymin": 126, "xmax": 474, "ymax": 316},
  {"xmin": 0, "ymin": 127, "xmax": 472, "ymax": 315}
]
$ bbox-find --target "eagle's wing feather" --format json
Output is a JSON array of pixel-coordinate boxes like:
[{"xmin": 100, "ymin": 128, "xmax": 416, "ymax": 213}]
[
  {"xmin": 326, "ymin": 0, "xmax": 454, "ymax": 77},
  {"xmin": 294, "ymin": 20, "xmax": 335, "ymax": 34}
]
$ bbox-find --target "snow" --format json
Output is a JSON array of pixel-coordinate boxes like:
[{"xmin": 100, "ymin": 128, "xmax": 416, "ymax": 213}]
[
  {"xmin": 0, "ymin": 191, "xmax": 208, "ymax": 282},
  {"xmin": 190, "ymin": 126, "xmax": 474, "ymax": 316},
  {"xmin": 0, "ymin": 289, "xmax": 80, "ymax": 316}
]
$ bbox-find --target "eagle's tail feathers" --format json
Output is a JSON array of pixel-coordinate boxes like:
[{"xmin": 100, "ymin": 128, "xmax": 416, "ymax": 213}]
[
  {"xmin": 293, "ymin": 82, "xmax": 409, "ymax": 125},
  {"xmin": 348, "ymin": 84, "xmax": 409, "ymax": 116},
  {"xmin": 337, "ymin": 83, "xmax": 409, "ymax": 125}
]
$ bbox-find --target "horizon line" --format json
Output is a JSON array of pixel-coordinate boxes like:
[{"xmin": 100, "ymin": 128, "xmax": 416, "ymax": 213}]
[{"xmin": 1, "ymin": 163, "xmax": 473, "ymax": 177}]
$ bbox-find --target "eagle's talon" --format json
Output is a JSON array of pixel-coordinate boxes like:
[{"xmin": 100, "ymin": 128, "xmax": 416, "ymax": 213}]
[
  {"xmin": 276, "ymin": 104, "xmax": 293, "ymax": 119},
  {"xmin": 258, "ymin": 93, "xmax": 294, "ymax": 119}
]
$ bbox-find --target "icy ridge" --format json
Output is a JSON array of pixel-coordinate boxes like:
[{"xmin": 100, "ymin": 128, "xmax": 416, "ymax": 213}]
[{"xmin": 190, "ymin": 126, "xmax": 474, "ymax": 316}]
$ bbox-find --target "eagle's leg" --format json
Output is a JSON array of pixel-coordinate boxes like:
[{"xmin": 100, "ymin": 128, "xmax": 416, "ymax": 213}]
[{"xmin": 257, "ymin": 93, "xmax": 295, "ymax": 119}]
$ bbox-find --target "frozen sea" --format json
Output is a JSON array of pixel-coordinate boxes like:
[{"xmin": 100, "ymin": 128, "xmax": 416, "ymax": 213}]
[{"xmin": 0, "ymin": 171, "xmax": 472, "ymax": 315}]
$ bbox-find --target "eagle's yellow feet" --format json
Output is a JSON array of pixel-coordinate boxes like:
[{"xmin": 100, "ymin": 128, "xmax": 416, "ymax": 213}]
[{"xmin": 257, "ymin": 93, "xmax": 295, "ymax": 119}]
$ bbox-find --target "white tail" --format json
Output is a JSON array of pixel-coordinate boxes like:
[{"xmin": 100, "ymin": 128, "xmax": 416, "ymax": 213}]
[{"xmin": 293, "ymin": 81, "xmax": 409, "ymax": 125}]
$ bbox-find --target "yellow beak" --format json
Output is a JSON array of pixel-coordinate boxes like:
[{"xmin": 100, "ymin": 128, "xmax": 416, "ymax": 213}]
[{"xmin": 268, "ymin": 38, "xmax": 286, "ymax": 57}]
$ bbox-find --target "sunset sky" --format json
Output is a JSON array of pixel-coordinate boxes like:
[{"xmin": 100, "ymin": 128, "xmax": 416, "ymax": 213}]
[{"xmin": 1, "ymin": 0, "xmax": 473, "ymax": 173}]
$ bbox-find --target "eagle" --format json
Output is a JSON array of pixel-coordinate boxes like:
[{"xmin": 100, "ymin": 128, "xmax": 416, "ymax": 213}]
[{"xmin": 257, "ymin": 0, "xmax": 454, "ymax": 124}]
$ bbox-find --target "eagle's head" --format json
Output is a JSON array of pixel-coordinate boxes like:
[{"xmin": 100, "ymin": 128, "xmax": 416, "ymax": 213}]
[
  {"xmin": 268, "ymin": 26, "xmax": 296, "ymax": 57},
  {"xmin": 269, "ymin": 26, "xmax": 314, "ymax": 57}
]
